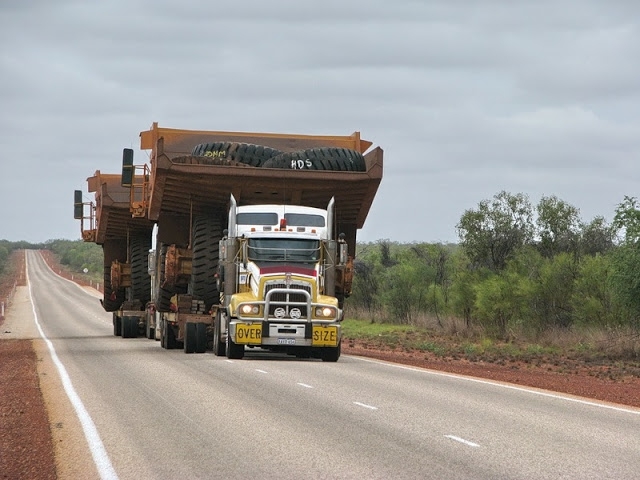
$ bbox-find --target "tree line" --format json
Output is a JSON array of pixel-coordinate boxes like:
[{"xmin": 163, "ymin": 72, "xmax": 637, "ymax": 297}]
[
  {"xmin": 4, "ymin": 191, "xmax": 640, "ymax": 340},
  {"xmin": 348, "ymin": 191, "xmax": 640, "ymax": 338},
  {"xmin": 0, "ymin": 239, "xmax": 103, "ymax": 282},
  {"xmin": 0, "ymin": 240, "xmax": 44, "ymax": 276}
]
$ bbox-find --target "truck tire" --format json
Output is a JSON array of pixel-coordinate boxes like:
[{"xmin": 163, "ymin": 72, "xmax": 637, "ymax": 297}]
[
  {"xmin": 191, "ymin": 142, "xmax": 282, "ymax": 168},
  {"xmin": 161, "ymin": 320, "xmax": 178, "ymax": 350},
  {"xmin": 320, "ymin": 341, "xmax": 341, "ymax": 362},
  {"xmin": 184, "ymin": 322, "xmax": 197, "ymax": 353},
  {"xmin": 190, "ymin": 215, "xmax": 222, "ymax": 311},
  {"xmin": 226, "ymin": 328, "xmax": 244, "ymax": 359},
  {"xmin": 262, "ymin": 147, "xmax": 366, "ymax": 172},
  {"xmin": 130, "ymin": 233, "xmax": 151, "ymax": 304},
  {"xmin": 145, "ymin": 313, "xmax": 155, "ymax": 340},
  {"xmin": 102, "ymin": 265, "xmax": 125, "ymax": 312},
  {"xmin": 213, "ymin": 312, "xmax": 226, "ymax": 356},
  {"xmin": 121, "ymin": 316, "xmax": 138, "ymax": 339},
  {"xmin": 112, "ymin": 314, "xmax": 121, "ymax": 336},
  {"xmin": 195, "ymin": 322, "xmax": 207, "ymax": 353}
]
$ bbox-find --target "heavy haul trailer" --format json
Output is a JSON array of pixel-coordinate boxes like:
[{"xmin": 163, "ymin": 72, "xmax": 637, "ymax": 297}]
[
  {"xmin": 74, "ymin": 171, "xmax": 155, "ymax": 339},
  {"xmin": 123, "ymin": 122, "xmax": 383, "ymax": 360}
]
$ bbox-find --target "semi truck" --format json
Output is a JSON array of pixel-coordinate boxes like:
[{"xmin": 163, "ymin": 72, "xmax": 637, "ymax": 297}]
[
  {"xmin": 77, "ymin": 122, "xmax": 383, "ymax": 361},
  {"xmin": 213, "ymin": 197, "xmax": 348, "ymax": 360}
]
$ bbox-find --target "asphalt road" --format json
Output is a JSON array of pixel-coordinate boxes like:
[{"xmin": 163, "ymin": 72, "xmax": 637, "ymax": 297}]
[{"xmin": 25, "ymin": 250, "xmax": 640, "ymax": 480}]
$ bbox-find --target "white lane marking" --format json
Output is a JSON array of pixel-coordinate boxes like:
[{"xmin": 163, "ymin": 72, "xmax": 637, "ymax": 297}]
[
  {"xmin": 27, "ymin": 256, "xmax": 119, "ymax": 480},
  {"xmin": 349, "ymin": 356, "xmax": 640, "ymax": 415},
  {"xmin": 225, "ymin": 360, "xmax": 234, "ymax": 363},
  {"xmin": 354, "ymin": 401, "xmax": 378, "ymax": 410},
  {"xmin": 297, "ymin": 383, "xmax": 314, "ymax": 389},
  {"xmin": 445, "ymin": 435, "xmax": 480, "ymax": 448},
  {"xmin": 256, "ymin": 369, "xmax": 268, "ymax": 374}
]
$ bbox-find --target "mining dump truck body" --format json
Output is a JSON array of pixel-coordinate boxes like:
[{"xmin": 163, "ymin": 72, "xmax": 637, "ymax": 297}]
[
  {"xmin": 75, "ymin": 171, "xmax": 154, "ymax": 340},
  {"xmin": 133, "ymin": 123, "xmax": 383, "ymax": 257}
]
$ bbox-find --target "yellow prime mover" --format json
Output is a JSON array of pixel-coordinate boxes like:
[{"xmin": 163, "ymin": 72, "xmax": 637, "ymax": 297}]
[{"xmin": 76, "ymin": 123, "xmax": 383, "ymax": 361}]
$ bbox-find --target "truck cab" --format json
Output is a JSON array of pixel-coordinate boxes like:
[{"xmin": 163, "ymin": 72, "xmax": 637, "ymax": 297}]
[{"xmin": 217, "ymin": 198, "xmax": 346, "ymax": 361}]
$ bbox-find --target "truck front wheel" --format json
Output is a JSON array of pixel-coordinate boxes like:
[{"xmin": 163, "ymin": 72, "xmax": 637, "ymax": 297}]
[
  {"xmin": 213, "ymin": 312, "xmax": 226, "ymax": 356},
  {"xmin": 320, "ymin": 341, "xmax": 341, "ymax": 362},
  {"xmin": 225, "ymin": 329, "xmax": 244, "ymax": 359}
]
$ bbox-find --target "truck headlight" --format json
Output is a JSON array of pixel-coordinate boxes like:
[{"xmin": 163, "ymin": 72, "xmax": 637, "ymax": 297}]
[
  {"xmin": 315, "ymin": 307, "xmax": 335, "ymax": 318},
  {"xmin": 240, "ymin": 304, "xmax": 259, "ymax": 315}
]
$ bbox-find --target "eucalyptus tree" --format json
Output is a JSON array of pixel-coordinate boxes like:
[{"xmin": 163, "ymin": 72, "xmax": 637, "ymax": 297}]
[
  {"xmin": 609, "ymin": 196, "xmax": 640, "ymax": 326},
  {"xmin": 536, "ymin": 195, "xmax": 581, "ymax": 258},
  {"xmin": 457, "ymin": 191, "xmax": 534, "ymax": 271}
]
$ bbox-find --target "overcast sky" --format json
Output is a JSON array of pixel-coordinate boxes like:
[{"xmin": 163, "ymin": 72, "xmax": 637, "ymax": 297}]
[{"xmin": 1, "ymin": 0, "xmax": 639, "ymax": 244}]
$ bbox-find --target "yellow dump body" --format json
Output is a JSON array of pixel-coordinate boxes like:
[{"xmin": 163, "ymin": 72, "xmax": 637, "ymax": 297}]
[
  {"xmin": 138, "ymin": 123, "xmax": 383, "ymax": 251},
  {"xmin": 87, "ymin": 170, "xmax": 154, "ymax": 244}
]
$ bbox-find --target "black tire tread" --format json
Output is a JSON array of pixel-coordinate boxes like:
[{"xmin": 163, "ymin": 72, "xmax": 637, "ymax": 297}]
[
  {"xmin": 195, "ymin": 322, "xmax": 207, "ymax": 354},
  {"xmin": 184, "ymin": 322, "xmax": 197, "ymax": 353},
  {"xmin": 130, "ymin": 233, "xmax": 151, "ymax": 304},
  {"xmin": 263, "ymin": 147, "xmax": 366, "ymax": 172},
  {"xmin": 190, "ymin": 215, "xmax": 222, "ymax": 311},
  {"xmin": 191, "ymin": 142, "xmax": 282, "ymax": 168}
]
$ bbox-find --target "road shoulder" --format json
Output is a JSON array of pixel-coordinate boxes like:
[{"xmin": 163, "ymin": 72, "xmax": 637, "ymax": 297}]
[{"xmin": 1, "ymin": 285, "xmax": 99, "ymax": 480}]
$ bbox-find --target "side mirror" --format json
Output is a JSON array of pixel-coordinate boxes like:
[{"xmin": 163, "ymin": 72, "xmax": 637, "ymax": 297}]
[
  {"xmin": 121, "ymin": 148, "xmax": 134, "ymax": 187},
  {"xmin": 73, "ymin": 190, "xmax": 83, "ymax": 219}
]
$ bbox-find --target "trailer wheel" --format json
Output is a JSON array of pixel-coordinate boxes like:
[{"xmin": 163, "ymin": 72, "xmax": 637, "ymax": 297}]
[
  {"xmin": 191, "ymin": 142, "xmax": 282, "ymax": 167},
  {"xmin": 262, "ymin": 147, "xmax": 366, "ymax": 172},
  {"xmin": 195, "ymin": 323, "xmax": 208, "ymax": 354},
  {"xmin": 112, "ymin": 314, "xmax": 121, "ymax": 336},
  {"xmin": 320, "ymin": 341, "xmax": 341, "ymax": 362},
  {"xmin": 190, "ymin": 215, "xmax": 222, "ymax": 311},
  {"xmin": 130, "ymin": 232, "xmax": 151, "ymax": 304},
  {"xmin": 226, "ymin": 328, "xmax": 244, "ymax": 359},
  {"xmin": 145, "ymin": 316, "xmax": 155, "ymax": 340},
  {"xmin": 160, "ymin": 319, "xmax": 166, "ymax": 348},
  {"xmin": 213, "ymin": 312, "xmax": 226, "ymax": 356},
  {"xmin": 162, "ymin": 320, "xmax": 177, "ymax": 350},
  {"xmin": 184, "ymin": 322, "xmax": 197, "ymax": 353},
  {"xmin": 121, "ymin": 316, "xmax": 138, "ymax": 339},
  {"xmin": 102, "ymin": 265, "xmax": 125, "ymax": 312}
]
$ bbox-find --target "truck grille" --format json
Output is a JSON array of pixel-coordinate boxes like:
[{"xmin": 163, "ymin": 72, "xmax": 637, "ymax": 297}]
[{"xmin": 265, "ymin": 283, "xmax": 311, "ymax": 317}]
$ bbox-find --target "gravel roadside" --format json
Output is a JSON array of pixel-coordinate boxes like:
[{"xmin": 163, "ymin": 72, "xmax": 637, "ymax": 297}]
[{"xmin": 0, "ymin": 259, "xmax": 100, "ymax": 480}]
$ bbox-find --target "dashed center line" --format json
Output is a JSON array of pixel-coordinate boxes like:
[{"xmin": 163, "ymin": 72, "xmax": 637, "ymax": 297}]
[
  {"xmin": 297, "ymin": 383, "xmax": 314, "ymax": 388},
  {"xmin": 354, "ymin": 401, "xmax": 378, "ymax": 410},
  {"xmin": 255, "ymin": 369, "xmax": 268, "ymax": 374},
  {"xmin": 445, "ymin": 435, "xmax": 480, "ymax": 448}
]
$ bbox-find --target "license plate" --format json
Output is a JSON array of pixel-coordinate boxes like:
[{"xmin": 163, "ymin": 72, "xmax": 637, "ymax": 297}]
[
  {"xmin": 277, "ymin": 338, "xmax": 296, "ymax": 345},
  {"xmin": 235, "ymin": 323, "xmax": 262, "ymax": 344},
  {"xmin": 312, "ymin": 325, "xmax": 338, "ymax": 347}
]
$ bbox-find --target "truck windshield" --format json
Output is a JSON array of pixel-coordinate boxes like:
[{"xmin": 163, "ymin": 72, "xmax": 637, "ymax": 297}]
[{"xmin": 248, "ymin": 238, "xmax": 320, "ymax": 266}]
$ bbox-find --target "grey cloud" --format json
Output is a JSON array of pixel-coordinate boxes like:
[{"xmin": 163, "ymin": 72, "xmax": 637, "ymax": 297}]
[{"xmin": 1, "ymin": 0, "xmax": 639, "ymax": 243}]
